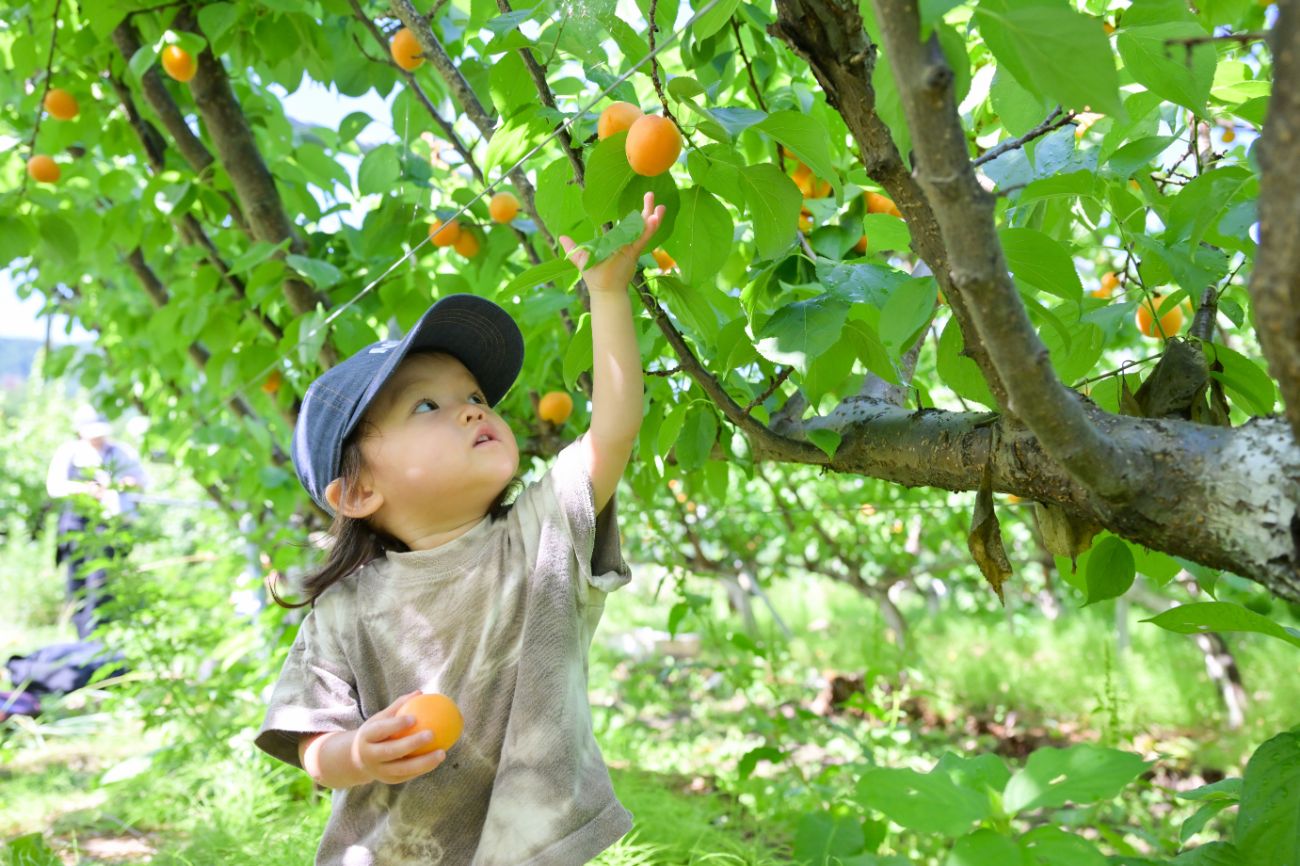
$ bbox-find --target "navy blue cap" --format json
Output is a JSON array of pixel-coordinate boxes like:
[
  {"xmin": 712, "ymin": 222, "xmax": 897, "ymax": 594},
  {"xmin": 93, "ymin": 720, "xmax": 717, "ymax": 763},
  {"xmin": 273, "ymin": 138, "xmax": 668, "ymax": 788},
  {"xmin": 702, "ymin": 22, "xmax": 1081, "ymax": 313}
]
[{"xmin": 292, "ymin": 294, "xmax": 524, "ymax": 514}]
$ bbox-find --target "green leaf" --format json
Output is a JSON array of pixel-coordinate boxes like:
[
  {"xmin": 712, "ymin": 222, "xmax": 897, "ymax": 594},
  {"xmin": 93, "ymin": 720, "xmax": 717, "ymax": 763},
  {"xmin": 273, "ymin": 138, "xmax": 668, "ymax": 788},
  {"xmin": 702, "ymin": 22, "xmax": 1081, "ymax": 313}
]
[
  {"xmin": 946, "ymin": 830, "xmax": 1025, "ymax": 866},
  {"xmin": 1106, "ymin": 135, "xmax": 1178, "ymax": 180},
  {"xmin": 878, "ymin": 277, "xmax": 936, "ymax": 357},
  {"xmin": 583, "ymin": 133, "xmax": 637, "ymax": 225},
  {"xmin": 127, "ymin": 44, "xmax": 156, "ymax": 82},
  {"xmin": 1180, "ymin": 800, "xmax": 1234, "ymax": 844},
  {"xmin": 1002, "ymin": 745, "xmax": 1150, "ymax": 814},
  {"xmin": 483, "ymin": 107, "xmax": 549, "ymax": 177},
  {"xmin": 807, "ymin": 429, "xmax": 841, "ymax": 459},
  {"xmin": 861, "ymin": 213, "xmax": 911, "ymax": 253},
  {"xmin": 975, "ymin": 0, "xmax": 1122, "ymax": 117},
  {"xmin": 692, "ymin": 0, "xmax": 740, "ymax": 39},
  {"xmin": 227, "ymin": 240, "xmax": 289, "ymax": 275},
  {"xmin": 754, "ymin": 110, "xmax": 838, "ymax": 197},
  {"xmin": 794, "ymin": 810, "xmax": 870, "ymax": 865},
  {"xmin": 755, "ymin": 295, "xmax": 851, "ymax": 376},
  {"xmin": 338, "ymin": 111, "xmax": 373, "ymax": 146},
  {"xmin": 1204, "ymin": 341, "xmax": 1276, "ymax": 417},
  {"xmin": 937, "ymin": 318, "xmax": 997, "ymax": 409},
  {"xmin": 2, "ymin": 833, "xmax": 62, "ymax": 866},
  {"xmin": 535, "ymin": 157, "xmax": 586, "ymax": 238},
  {"xmin": 1237, "ymin": 730, "xmax": 1300, "ymax": 865},
  {"xmin": 935, "ymin": 751, "xmax": 1013, "ymax": 797},
  {"xmin": 738, "ymin": 746, "xmax": 787, "ymax": 780},
  {"xmin": 0, "ymin": 217, "xmax": 35, "ymax": 263},
  {"xmin": 503, "ymin": 257, "xmax": 574, "ymax": 295},
  {"xmin": 562, "ymin": 312, "xmax": 593, "ymax": 389},
  {"xmin": 739, "ymin": 163, "xmax": 801, "ymax": 259},
  {"xmin": 357, "ymin": 144, "xmax": 400, "ymax": 196},
  {"xmin": 990, "ymin": 67, "xmax": 1054, "ymax": 137},
  {"xmin": 1018, "ymin": 827, "xmax": 1108, "ymax": 866},
  {"xmin": 197, "ymin": 3, "xmax": 240, "ymax": 50},
  {"xmin": 284, "ymin": 254, "xmax": 342, "ymax": 290},
  {"xmin": 1170, "ymin": 842, "xmax": 1244, "ymax": 865},
  {"xmin": 1084, "ymin": 535, "xmax": 1136, "ymax": 605},
  {"xmin": 38, "ymin": 215, "xmax": 79, "ymax": 266},
  {"xmin": 676, "ymin": 403, "xmax": 718, "ymax": 471},
  {"xmin": 1178, "ymin": 778, "xmax": 1243, "ymax": 802},
  {"xmin": 1117, "ymin": 23, "xmax": 1217, "ymax": 114},
  {"xmin": 1142, "ymin": 603, "xmax": 1300, "ymax": 649},
  {"xmin": 999, "ymin": 228, "xmax": 1083, "ymax": 300},
  {"xmin": 664, "ymin": 187, "xmax": 733, "ymax": 287},
  {"xmin": 584, "ymin": 211, "xmax": 645, "ymax": 268},
  {"xmin": 856, "ymin": 766, "xmax": 990, "ymax": 837}
]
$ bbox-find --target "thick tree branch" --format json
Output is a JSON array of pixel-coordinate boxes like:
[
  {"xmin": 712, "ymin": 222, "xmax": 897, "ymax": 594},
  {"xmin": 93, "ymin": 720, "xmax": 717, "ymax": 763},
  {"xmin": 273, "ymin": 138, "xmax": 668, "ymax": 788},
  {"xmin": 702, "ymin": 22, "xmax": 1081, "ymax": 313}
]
[
  {"xmin": 868, "ymin": 0, "xmax": 1146, "ymax": 503},
  {"xmin": 768, "ymin": 0, "xmax": 1010, "ymax": 411},
  {"xmin": 1249, "ymin": 5, "xmax": 1300, "ymax": 442}
]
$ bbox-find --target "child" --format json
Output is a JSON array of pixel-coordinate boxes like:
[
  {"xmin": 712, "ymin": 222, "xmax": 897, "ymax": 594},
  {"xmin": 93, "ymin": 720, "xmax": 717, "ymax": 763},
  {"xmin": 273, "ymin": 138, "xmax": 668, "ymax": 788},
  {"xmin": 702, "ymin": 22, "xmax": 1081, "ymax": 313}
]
[{"xmin": 255, "ymin": 192, "xmax": 666, "ymax": 866}]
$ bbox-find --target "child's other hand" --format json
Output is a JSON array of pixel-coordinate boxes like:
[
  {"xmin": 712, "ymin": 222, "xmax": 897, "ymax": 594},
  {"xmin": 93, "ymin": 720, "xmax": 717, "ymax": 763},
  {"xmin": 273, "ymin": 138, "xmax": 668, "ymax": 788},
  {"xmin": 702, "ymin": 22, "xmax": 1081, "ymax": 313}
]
[
  {"xmin": 559, "ymin": 191, "xmax": 666, "ymax": 293},
  {"xmin": 352, "ymin": 691, "xmax": 448, "ymax": 785}
]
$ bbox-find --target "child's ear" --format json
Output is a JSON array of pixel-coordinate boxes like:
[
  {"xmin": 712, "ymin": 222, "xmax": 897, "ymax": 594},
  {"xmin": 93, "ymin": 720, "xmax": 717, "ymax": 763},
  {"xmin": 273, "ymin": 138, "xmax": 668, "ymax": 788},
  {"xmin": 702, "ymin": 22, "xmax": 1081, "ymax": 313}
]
[{"xmin": 324, "ymin": 477, "xmax": 384, "ymax": 519}]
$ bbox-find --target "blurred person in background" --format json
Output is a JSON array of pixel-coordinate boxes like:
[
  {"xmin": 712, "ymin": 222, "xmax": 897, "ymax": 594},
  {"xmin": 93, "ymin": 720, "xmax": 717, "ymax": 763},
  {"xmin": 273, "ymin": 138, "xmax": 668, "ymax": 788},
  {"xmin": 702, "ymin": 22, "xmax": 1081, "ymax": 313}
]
[{"xmin": 45, "ymin": 406, "xmax": 147, "ymax": 638}]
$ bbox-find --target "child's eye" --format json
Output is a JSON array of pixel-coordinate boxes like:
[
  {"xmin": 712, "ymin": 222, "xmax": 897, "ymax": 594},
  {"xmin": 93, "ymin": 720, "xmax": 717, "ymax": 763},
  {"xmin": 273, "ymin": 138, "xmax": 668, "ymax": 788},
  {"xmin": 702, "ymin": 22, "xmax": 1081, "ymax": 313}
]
[
  {"xmin": 469, "ymin": 393, "xmax": 486, "ymax": 405},
  {"xmin": 414, "ymin": 399, "xmax": 439, "ymax": 413}
]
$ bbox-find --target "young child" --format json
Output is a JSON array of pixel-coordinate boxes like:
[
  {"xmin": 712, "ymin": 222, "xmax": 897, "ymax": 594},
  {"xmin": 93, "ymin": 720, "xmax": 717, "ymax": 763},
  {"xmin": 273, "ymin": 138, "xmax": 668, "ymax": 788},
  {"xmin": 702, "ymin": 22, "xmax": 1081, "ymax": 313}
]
[{"xmin": 255, "ymin": 193, "xmax": 666, "ymax": 865}]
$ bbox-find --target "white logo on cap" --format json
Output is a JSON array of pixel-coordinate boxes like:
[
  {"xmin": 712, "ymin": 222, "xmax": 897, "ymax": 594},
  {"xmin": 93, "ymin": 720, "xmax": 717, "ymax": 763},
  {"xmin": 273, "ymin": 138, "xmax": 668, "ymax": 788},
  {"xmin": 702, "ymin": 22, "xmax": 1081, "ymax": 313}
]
[{"xmin": 368, "ymin": 341, "xmax": 401, "ymax": 354}]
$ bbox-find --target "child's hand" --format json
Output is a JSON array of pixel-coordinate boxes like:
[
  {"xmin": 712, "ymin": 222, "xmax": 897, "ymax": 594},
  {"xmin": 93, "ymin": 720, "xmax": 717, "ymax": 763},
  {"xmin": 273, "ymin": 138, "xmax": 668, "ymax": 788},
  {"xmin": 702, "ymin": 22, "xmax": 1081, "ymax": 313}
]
[
  {"xmin": 558, "ymin": 191, "xmax": 666, "ymax": 293},
  {"xmin": 352, "ymin": 691, "xmax": 448, "ymax": 785}
]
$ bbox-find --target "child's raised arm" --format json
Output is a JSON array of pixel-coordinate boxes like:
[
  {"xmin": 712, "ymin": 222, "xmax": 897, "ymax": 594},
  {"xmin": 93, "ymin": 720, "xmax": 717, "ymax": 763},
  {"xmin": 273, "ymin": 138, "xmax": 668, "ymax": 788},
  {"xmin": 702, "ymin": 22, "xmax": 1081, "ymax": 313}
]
[{"xmin": 558, "ymin": 192, "xmax": 666, "ymax": 514}]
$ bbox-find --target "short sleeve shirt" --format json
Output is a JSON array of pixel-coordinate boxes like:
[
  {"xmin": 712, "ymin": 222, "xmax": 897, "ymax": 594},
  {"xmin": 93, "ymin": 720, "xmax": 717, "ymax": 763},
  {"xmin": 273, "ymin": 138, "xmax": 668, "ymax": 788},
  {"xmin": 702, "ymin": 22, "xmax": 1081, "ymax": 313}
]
[{"xmin": 254, "ymin": 437, "xmax": 633, "ymax": 865}]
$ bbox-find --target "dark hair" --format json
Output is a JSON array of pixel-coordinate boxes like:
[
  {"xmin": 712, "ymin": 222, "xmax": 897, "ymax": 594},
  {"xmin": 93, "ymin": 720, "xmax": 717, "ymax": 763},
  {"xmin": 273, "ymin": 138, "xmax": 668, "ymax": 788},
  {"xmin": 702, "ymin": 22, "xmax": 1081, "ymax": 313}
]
[{"xmin": 269, "ymin": 424, "xmax": 520, "ymax": 609}]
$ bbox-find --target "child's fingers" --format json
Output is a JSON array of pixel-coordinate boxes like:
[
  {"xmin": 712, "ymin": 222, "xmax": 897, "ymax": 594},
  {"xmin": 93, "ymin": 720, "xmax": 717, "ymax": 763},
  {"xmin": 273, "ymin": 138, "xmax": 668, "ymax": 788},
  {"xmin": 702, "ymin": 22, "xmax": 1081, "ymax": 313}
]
[
  {"xmin": 377, "ymin": 691, "xmax": 422, "ymax": 719},
  {"xmin": 384, "ymin": 748, "xmax": 448, "ymax": 779},
  {"xmin": 369, "ymin": 729, "xmax": 434, "ymax": 761}
]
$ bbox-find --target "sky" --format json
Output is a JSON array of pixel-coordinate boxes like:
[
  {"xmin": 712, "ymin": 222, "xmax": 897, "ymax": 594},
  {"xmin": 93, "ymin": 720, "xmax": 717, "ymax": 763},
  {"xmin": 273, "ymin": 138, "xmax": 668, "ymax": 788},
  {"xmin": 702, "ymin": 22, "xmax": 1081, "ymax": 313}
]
[{"xmin": 0, "ymin": 79, "xmax": 394, "ymax": 342}]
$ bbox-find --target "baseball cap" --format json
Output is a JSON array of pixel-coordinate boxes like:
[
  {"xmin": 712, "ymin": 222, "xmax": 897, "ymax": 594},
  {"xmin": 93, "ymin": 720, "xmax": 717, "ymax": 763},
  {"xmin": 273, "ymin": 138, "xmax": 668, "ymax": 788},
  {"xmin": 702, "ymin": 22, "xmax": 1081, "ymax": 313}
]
[
  {"xmin": 292, "ymin": 294, "xmax": 524, "ymax": 514},
  {"xmin": 73, "ymin": 406, "xmax": 112, "ymax": 440}
]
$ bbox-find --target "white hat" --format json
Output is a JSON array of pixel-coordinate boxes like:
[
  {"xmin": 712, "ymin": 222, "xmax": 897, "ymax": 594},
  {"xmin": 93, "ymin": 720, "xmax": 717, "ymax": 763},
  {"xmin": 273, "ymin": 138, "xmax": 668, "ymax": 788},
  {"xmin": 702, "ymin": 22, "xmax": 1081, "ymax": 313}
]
[{"xmin": 73, "ymin": 406, "xmax": 112, "ymax": 440}]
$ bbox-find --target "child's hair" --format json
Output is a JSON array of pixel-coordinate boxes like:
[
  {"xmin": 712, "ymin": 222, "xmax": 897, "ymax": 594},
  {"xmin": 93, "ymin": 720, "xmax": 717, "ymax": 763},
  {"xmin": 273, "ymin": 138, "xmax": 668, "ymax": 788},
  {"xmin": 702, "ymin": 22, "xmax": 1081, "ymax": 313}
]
[{"xmin": 270, "ymin": 418, "xmax": 522, "ymax": 610}]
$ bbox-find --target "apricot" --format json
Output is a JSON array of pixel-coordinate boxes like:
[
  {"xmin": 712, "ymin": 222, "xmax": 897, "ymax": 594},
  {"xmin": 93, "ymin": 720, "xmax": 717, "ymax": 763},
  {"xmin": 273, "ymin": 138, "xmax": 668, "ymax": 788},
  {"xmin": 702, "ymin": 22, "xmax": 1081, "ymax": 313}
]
[
  {"xmin": 854, "ymin": 234, "xmax": 868, "ymax": 254},
  {"xmin": 598, "ymin": 101, "xmax": 643, "ymax": 140},
  {"xmin": 625, "ymin": 114, "xmax": 681, "ymax": 177},
  {"xmin": 1093, "ymin": 271, "xmax": 1119, "ymax": 299},
  {"xmin": 27, "ymin": 155, "xmax": 60, "ymax": 183},
  {"xmin": 1136, "ymin": 294, "xmax": 1185, "ymax": 339},
  {"xmin": 390, "ymin": 693, "xmax": 463, "ymax": 755},
  {"xmin": 428, "ymin": 218, "xmax": 461, "ymax": 246},
  {"xmin": 454, "ymin": 230, "xmax": 481, "ymax": 258},
  {"xmin": 792, "ymin": 163, "xmax": 831, "ymax": 198},
  {"xmin": 865, "ymin": 191, "xmax": 901, "ymax": 218},
  {"xmin": 1221, "ymin": 128, "xmax": 1236, "ymax": 143},
  {"xmin": 43, "ymin": 88, "xmax": 79, "ymax": 120},
  {"xmin": 489, "ymin": 191, "xmax": 519, "ymax": 223},
  {"xmin": 161, "ymin": 45, "xmax": 197, "ymax": 82},
  {"xmin": 652, "ymin": 249, "xmax": 675, "ymax": 271},
  {"xmin": 262, "ymin": 369, "xmax": 282, "ymax": 395},
  {"xmin": 390, "ymin": 27, "xmax": 424, "ymax": 71},
  {"xmin": 538, "ymin": 391, "xmax": 573, "ymax": 424},
  {"xmin": 798, "ymin": 208, "xmax": 813, "ymax": 233}
]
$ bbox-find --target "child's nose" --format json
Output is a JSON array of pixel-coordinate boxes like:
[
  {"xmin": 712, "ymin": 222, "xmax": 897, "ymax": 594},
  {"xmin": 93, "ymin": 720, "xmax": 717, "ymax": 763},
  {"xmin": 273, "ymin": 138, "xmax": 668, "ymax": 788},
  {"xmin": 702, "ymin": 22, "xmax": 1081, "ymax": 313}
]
[{"xmin": 461, "ymin": 403, "xmax": 486, "ymax": 422}]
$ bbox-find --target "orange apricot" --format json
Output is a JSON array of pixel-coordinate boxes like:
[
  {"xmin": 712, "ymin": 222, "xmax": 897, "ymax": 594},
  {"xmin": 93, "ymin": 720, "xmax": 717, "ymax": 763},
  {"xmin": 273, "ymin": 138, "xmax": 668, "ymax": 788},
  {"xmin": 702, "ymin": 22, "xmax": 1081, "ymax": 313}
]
[
  {"xmin": 598, "ymin": 101, "xmax": 643, "ymax": 140},
  {"xmin": 488, "ymin": 191, "xmax": 519, "ymax": 223},
  {"xmin": 538, "ymin": 391, "xmax": 574, "ymax": 424},
  {"xmin": 652, "ymin": 248, "xmax": 675, "ymax": 271},
  {"xmin": 1136, "ymin": 294, "xmax": 1185, "ymax": 339},
  {"xmin": 865, "ymin": 191, "xmax": 901, "ymax": 217},
  {"xmin": 43, "ymin": 88, "xmax": 79, "ymax": 120},
  {"xmin": 454, "ymin": 230, "xmax": 481, "ymax": 258},
  {"xmin": 161, "ymin": 45, "xmax": 197, "ymax": 82},
  {"xmin": 389, "ymin": 693, "xmax": 463, "ymax": 755},
  {"xmin": 625, "ymin": 114, "xmax": 681, "ymax": 177},
  {"xmin": 27, "ymin": 155, "xmax": 60, "ymax": 183},
  {"xmin": 390, "ymin": 27, "xmax": 424, "ymax": 71},
  {"xmin": 428, "ymin": 218, "xmax": 461, "ymax": 246}
]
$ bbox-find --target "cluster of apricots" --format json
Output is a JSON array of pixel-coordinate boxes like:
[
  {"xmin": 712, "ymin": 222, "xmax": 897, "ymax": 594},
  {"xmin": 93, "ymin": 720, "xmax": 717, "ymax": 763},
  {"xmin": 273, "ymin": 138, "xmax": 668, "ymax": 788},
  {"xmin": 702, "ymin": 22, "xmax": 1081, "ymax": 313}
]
[
  {"xmin": 424, "ymin": 190, "xmax": 520, "ymax": 258},
  {"xmin": 597, "ymin": 101, "xmax": 681, "ymax": 177},
  {"xmin": 1092, "ymin": 270, "xmax": 1187, "ymax": 339}
]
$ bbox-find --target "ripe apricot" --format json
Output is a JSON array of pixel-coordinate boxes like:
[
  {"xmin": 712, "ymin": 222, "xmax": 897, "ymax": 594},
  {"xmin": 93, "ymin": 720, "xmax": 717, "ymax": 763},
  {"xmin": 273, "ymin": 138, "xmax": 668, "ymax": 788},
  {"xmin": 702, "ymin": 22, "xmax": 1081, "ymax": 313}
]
[
  {"xmin": 27, "ymin": 155, "xmax": 60, "ymax": 183},
  {"xmin": 1221, "ymin": 128, "xmax": 1236, "ymax": 143},
  {"xmin": 489, "ymin": 191, "xmax": 519, "ymax": 223},
  {"xmin": 43, "ymin": 88, "xmax": 79, "ymax": 120},
  {"xmin": 390, "ymin": 27, "xmax": 424, "ymax": 71},
  {"xmin": 792, "ymin": 163, "xmax": 831, "ymax": 198},
  {"xmin": 390, "ymin": 693, "xmax": 463, "ymax": 755},
  {"xmin": 161, "ymin": 45, "xmax": 197, "ymax": 82},
  {"xmin": 1093, "ymin": 271, "xmax": 1119, "ymax": 299},
  {"xmin": 854, "ymin": 234, "xmax": 868, "ymax": 254},
  {"xmin": 428, "ymin": 218, "xmax": 461, "ymax": 246},
  {"xmin": 652, "ymin": 249, "xmax": 675, "ymax": 271},
  {"xmin": 1136, "ymin": 294, "xmax": 1185, "ymax": 339},
  {"xmin": 798, "ymin": 208, "xmax": 813, "ymax": 233},
  {"xmin": 865, "ymin": 191, "xmax": 901, "ymax": 218},
  {"xmin": 598, "ymin": 101, "xmax": 643, "ymax": 140},
  {"xmin": 538, "ymin": 391, "xmax": 573, "ymax": 424},
  {"xmin": 625, "ymin": 114, "xmax": 681, "ymax": 177},
  {"xmin": 454, "ymin": 230, "xmax": 481, "ymax": 258},
  {"xmin": 262, "ymin": 369, "xmax": 282, "ymax": 395}
]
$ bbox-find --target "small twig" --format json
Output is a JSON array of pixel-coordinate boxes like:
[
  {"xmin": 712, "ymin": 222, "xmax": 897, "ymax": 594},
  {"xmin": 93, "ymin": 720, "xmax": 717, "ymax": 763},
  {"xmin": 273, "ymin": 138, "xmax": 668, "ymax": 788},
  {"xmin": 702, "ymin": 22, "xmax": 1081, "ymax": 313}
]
[
  {"xmin": 744, "ymin": 367, "xmax": 794, "ymax": 415},
  {"xmin": 1166, "ymin": 31, "xmax": 1269, "ymax": 48},
  {"xmin": 973, "ymin": 107, "xmax": 1071, "ymax": 167},
  {"xmin": 1071, "ymin": 355, "xmax": 1163, "ymax": 390},
  {"xmin": 646, "ymin": 366, "xmax": 683, "ymax": 377}
]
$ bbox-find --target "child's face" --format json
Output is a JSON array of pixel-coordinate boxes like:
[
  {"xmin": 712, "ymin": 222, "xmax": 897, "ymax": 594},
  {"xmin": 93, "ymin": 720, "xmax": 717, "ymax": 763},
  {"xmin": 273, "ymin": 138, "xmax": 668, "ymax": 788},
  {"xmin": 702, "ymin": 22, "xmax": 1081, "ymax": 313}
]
[{"xmin": 351, "ymin": 351, "xmax": 518, "ymax": 544}]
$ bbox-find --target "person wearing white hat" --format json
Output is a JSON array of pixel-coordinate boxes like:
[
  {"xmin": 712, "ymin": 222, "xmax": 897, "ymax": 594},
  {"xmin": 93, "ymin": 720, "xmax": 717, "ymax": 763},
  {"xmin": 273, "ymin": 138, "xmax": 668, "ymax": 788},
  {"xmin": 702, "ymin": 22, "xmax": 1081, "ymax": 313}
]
[{"xmin": 45, "ymin": 406, "xmax": 148, "ymax": 638}]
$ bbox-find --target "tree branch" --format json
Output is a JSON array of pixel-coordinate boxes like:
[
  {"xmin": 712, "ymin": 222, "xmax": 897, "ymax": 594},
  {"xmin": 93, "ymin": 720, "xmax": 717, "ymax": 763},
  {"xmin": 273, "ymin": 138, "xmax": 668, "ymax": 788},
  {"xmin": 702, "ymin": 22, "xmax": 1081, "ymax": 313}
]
[
  {"xmin": 1248, "ymin": 5, "xmax": 1300, "ymax": 442},
  {"xmin": 972, "ymin": 106, "xmax": 1073, "ymax": 167},
  {"xmin": 867, "ymin": 0, "xmax": 1145, "ymax": 503}
]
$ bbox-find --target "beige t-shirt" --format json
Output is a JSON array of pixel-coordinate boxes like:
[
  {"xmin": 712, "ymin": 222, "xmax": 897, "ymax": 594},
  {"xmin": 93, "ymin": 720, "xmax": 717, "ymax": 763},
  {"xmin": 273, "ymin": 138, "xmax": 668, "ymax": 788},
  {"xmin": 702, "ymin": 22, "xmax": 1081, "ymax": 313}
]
[{"xmin": 255, "ymin": 437, "xmax": 633, "ymax": 865}]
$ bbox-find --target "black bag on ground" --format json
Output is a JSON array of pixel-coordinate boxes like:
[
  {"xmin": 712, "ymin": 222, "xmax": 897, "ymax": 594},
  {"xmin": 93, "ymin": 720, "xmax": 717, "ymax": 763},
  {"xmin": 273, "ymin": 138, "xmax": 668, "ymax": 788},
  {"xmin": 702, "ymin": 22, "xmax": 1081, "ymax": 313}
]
[{"xmin": 4, "ymin": 641, "xmax": 127, "ymax": 695}]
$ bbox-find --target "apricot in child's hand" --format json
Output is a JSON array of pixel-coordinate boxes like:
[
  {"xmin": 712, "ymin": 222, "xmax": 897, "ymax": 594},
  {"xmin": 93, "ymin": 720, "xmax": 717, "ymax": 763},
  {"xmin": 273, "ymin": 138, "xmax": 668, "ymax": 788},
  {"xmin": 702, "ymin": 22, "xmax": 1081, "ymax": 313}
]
[{"xmin": 388, "ymin": 693, "xmax": 463, "ymax": 755}]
